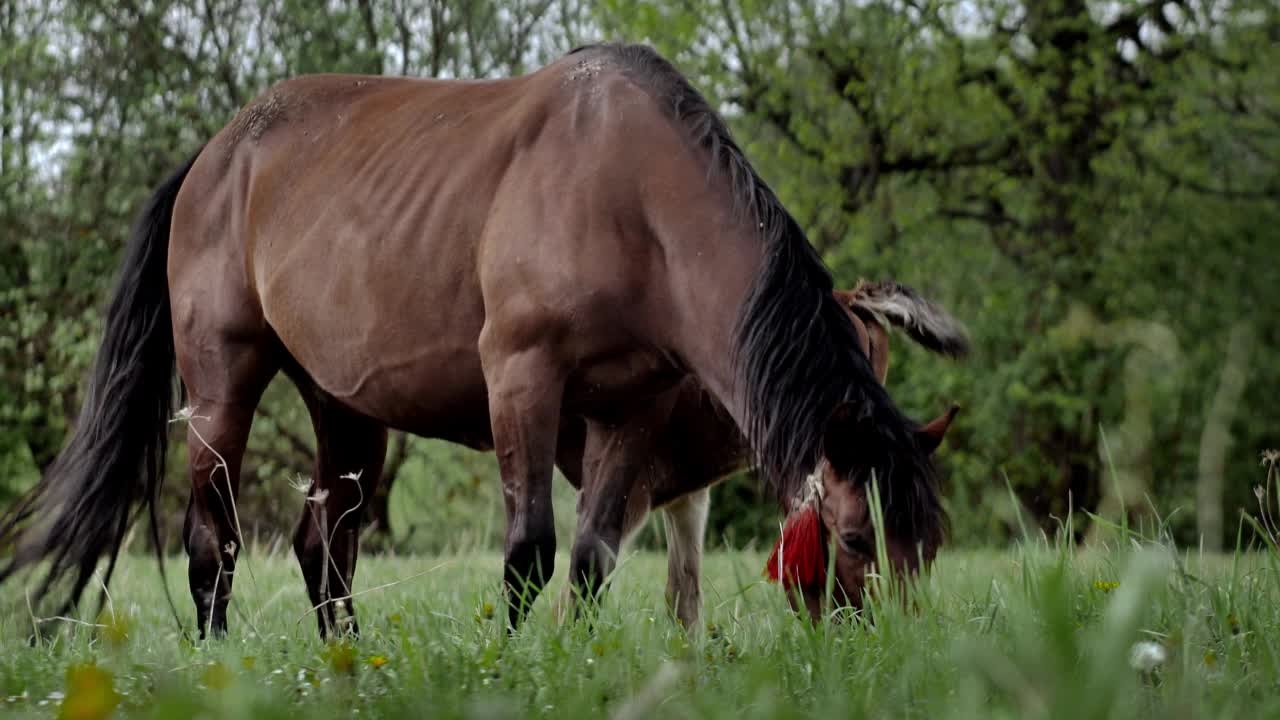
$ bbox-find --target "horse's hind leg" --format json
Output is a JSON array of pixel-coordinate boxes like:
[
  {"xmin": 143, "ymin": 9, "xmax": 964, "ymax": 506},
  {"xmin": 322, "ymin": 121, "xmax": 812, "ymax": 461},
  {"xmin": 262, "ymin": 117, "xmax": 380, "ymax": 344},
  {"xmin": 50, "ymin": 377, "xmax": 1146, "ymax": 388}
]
[
  {"xmin": 291, "ymin": 387, "xmax": 387, "ymax": 639},
  {"xmin": 662, "ymin": 488, "xmax": 710, "ymax": 629},
  {"xmin": 179, "ymin": 341, "xmax": 278, "ymax": 639}
]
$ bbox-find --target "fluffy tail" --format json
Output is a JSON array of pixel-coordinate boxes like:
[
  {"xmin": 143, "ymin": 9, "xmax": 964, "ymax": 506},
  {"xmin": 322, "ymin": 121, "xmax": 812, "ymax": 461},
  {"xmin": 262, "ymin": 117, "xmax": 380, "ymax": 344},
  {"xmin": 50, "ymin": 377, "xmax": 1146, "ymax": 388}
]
[
  {"xmin": 846, "ymin": 280, "xmax": 970, "ymax": 358},
  {"xmin": 0, "ymin": 150, "xmax": 201, "ymax": 616}
]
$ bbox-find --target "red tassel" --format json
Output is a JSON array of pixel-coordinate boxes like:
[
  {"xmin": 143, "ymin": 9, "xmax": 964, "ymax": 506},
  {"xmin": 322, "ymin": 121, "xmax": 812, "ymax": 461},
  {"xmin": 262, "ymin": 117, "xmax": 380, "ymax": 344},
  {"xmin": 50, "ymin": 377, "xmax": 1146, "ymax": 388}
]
[{"xmin": 764, "ymin": 505, "xmax": 826, "ymax": 591}]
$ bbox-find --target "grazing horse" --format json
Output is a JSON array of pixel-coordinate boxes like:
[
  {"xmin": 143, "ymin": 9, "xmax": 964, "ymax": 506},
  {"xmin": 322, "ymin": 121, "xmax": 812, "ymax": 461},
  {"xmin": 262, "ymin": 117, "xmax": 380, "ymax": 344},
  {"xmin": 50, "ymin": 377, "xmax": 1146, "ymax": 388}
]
[
  {"xmin": 0, "ymin": 44, "xmax": 945, "ymax": 638},
  {"xmin": 767, "ymin": 402, "xmax": 961, "ymax": 623},
  {"xmin": 555, "ymin": 281, "xmax": 968, "ymax": 627}
]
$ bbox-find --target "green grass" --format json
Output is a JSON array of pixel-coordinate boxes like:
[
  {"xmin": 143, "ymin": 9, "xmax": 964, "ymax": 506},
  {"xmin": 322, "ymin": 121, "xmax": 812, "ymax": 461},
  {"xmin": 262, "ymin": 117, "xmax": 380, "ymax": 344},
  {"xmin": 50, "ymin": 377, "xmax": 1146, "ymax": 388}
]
[{"xmin": 2, "ymin": 541, "xmax": 1278, "ymax": 719}]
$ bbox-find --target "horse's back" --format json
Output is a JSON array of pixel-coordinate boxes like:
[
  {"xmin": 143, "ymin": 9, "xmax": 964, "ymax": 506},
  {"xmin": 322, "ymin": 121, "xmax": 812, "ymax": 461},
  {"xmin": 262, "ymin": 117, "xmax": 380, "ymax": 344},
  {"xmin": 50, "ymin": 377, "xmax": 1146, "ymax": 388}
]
[{"xmin": 168, "ymin": 51, "xmax": 697, "ymax": 438}]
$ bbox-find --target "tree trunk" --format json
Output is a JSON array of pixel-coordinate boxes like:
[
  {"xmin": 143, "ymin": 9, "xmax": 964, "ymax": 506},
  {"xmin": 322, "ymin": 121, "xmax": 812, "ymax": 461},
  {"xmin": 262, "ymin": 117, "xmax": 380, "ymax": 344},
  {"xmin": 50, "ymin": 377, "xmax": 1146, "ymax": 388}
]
[
  {"xmin": 0, "ymin": 0, "xmax": 14, "ymax": 181},
  {"xmin": 1197, "ymin": 322, "xmax": 1254, "ymax": 551},
  {"xmin": 367, "ymin": 431, "xmax": 409, "ymax": 536}
]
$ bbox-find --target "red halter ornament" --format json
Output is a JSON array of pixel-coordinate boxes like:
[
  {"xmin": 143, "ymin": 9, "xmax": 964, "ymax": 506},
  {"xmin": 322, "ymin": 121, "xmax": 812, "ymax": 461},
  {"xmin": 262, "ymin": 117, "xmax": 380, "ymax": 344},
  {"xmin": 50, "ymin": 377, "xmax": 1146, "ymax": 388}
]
[{"xmin": 764, "ymin": 465, "xmax": 828, "ymax": 593}]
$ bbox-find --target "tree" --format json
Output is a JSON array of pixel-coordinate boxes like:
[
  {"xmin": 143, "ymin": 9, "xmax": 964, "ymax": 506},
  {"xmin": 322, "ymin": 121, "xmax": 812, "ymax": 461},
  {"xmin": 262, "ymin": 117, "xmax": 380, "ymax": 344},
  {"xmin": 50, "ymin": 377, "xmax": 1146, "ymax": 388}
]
[
  {"xmin": 595, "ymin": 0, "xmax": 1280, "ymax": 543},
  {"xmin": 2, "ymin": 0, "xmax": 1277, "ymax": 548}
]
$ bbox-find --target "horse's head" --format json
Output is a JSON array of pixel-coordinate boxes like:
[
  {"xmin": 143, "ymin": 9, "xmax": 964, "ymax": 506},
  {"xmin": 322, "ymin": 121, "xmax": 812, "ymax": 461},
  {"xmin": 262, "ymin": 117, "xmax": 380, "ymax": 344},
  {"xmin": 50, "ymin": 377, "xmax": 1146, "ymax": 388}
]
[
  {"xmin": 766, "ymin": 404, "xmax": 958, "ymax": 623},
  {"xmin": 761, "ymin": 282, "xmax": 965, "ymax": 621}
]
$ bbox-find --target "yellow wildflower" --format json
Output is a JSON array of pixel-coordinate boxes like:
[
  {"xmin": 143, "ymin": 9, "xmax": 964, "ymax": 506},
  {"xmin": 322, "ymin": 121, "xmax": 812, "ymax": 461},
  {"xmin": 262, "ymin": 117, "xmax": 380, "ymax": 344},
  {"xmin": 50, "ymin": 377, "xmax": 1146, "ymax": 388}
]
[
  {"xmin": 325, "ymin": 641, "xmax": 358, "ymax": 675},
  {"xmin": 59, "ymin": 664, "xmax": 119, "ymax": 720},
  {"xmin": 202, "ymin": 662, "xmax": 232, "ymax": 690}
]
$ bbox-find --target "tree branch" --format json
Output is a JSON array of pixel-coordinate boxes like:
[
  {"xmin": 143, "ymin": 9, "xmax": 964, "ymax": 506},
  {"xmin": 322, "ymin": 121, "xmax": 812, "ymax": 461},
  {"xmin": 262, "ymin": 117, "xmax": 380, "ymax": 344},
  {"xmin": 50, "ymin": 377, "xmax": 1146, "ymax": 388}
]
[
  {"xmin": 355, "ymin": 0, "xmax": 383, "ymax": 74},
  {"xmin": 1141, "ymin": 152, "xmax": 1278, "ymax": 200},
  {"xmin": 382, "ymin": 431, "xmax": 410, "ymax": 487}
]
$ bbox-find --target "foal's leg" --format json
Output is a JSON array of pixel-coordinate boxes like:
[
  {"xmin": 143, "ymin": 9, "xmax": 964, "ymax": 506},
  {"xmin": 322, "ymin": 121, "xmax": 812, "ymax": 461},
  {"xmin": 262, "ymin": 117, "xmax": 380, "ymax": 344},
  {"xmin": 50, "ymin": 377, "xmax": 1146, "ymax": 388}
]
[
  {"xmin": 566, "ymin": 429, "xmax": 653, "ymax": 617},
  {"xmin": 482, "ymin": 345, "xmax": 565, "ymax": 628},
  {"xmin": 550, "ymin": 419, "xmax": 597, "ymax": 623},
  {"xmin": 661, "ymin": 488, "xmax": 710, "ymax": 629},
  {"xmin": 291, "ymin": 389, "xmax": 387, "ymax": 638},
  {"xmin": 554, "ymin": 475, "xmax": 654, "ymax": 623}
]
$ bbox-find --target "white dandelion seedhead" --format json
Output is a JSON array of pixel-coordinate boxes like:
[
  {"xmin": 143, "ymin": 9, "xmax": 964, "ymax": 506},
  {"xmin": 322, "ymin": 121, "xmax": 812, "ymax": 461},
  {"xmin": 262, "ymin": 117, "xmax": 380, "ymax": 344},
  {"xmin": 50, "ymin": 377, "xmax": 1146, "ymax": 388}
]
[
  {"xmin": 339, "ymin": 470, "xmax": 363, "ymax": 482},
  {"xmin": 170, "ymin": 405, "xmax": 207, "ymax": 423},
  {"xmin": 1128, "ymin": 640, "xmax": 1167, "ymax": 672},
  {"xmin": 223, "ymin": 540, "xmax": 237, "ymax": 557},
  {"xmin": 307, "ymin": 488, "xmax": 330, "ymax": 505},
  {"xmin": 288, "ymin": 474, "xmax": 313, "ymax": 494}
]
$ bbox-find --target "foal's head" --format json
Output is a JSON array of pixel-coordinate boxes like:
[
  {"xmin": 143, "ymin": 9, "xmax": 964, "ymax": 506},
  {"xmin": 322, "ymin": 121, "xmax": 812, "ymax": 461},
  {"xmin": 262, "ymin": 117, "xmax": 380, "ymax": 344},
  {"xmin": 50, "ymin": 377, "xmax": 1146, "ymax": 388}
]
[
  {"xmin": 821, "ymin": 403, "xmax": 955, "ymax": 611},
  {"xmin": 766, "ymin": 402, "xmax": 958, "ymax": 623},
  {"xmin": 762, "ymin": 289, "xmax": 961, "ymax": 621}
]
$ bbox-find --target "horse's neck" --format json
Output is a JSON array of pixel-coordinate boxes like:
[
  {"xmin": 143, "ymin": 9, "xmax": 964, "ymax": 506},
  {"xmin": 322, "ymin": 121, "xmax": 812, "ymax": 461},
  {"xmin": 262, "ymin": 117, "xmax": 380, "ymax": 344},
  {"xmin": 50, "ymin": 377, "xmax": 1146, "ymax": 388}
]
[{"xmin": 651, "ymin": 213, "xmax": 763, "ymax": 439}]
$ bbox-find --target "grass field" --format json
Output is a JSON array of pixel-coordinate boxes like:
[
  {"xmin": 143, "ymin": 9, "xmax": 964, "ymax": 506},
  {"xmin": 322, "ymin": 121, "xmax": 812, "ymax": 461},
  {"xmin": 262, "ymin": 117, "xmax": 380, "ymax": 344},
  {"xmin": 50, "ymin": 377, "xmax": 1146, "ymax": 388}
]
[{"xmin": 1, "ymin": 540, "xmax": 1277, "ymax": 719}]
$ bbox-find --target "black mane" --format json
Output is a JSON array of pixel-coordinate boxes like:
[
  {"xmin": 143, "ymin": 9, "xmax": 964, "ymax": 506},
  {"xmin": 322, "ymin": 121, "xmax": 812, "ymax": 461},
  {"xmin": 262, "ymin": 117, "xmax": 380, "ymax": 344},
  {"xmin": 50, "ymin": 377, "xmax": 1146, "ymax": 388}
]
[{"xmin": 569, "ymin": 43, "xmax": 945, "ymax": 546}]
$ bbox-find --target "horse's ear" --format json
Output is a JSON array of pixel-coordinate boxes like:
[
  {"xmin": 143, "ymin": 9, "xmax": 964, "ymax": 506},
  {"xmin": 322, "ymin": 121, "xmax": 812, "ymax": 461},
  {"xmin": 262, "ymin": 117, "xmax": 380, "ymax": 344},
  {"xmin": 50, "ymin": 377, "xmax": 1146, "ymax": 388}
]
[
  {"xmin": 832, "ymin": 288, "xmax": 859, "ymax": 310},
  {"xmin": 822, "ymin": 401, "xmax": 869, "ymax": 474},
  {"xmin": 916, "ymin": 405, "xmax": 959, "ymax": 455}
]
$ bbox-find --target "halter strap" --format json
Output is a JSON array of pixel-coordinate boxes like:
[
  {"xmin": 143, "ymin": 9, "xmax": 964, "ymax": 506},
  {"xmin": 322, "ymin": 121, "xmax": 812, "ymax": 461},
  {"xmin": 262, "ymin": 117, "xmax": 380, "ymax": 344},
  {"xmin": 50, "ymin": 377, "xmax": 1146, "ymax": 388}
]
[{"xmin": 793, "ymin": 462, "xmax": 825, "ymax": 513}]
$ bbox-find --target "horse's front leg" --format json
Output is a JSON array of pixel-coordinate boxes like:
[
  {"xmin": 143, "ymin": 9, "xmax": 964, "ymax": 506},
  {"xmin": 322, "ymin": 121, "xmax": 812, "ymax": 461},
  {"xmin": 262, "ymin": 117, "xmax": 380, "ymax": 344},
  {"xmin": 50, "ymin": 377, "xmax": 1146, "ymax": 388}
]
[{"xmin": 482, "ymin": 343, "xmax": 566, "ymax": 629}]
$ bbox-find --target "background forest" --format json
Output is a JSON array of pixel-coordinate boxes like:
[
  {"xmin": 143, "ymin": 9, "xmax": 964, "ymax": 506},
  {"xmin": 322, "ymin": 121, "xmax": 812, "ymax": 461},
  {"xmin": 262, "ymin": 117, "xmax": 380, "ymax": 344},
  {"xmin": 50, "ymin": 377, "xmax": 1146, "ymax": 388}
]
[{"xmin": 1, "ymin": 0, "xmax": 1276, "ymax": 553}]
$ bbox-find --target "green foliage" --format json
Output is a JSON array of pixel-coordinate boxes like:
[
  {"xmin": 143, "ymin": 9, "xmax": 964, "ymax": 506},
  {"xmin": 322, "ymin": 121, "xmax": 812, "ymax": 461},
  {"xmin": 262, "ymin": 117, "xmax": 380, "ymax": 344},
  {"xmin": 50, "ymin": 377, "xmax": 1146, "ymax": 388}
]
[
  {"xmin": 598, "ymin": 0, "xmax": 1280, "ymax": 546},
  {"xmin": 1, "ymin": 0, "xmax": 1277, "ymax": 549}
]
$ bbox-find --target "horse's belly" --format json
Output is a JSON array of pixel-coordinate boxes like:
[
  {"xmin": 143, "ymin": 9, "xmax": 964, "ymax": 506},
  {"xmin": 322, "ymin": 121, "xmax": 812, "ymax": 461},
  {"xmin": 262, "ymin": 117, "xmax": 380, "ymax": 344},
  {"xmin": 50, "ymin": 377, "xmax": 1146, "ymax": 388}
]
[
  {"xmin": 338, "ymin": 349, "xmax": 491, "ymax": 442},
  {"xmin": 291, "ymin": 326, "xmax": 490, "ymax": 437},
  {"xmin": 261, "ymin": 256, "xmax": 493, "ymax": 444}
]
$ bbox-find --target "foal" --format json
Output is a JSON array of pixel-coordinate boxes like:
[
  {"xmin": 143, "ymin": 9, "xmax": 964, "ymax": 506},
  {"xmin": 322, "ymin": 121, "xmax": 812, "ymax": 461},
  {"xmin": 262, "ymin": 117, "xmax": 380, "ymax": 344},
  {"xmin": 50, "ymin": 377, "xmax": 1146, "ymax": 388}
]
[
  {"xmin": 555, "ymin": 280, "xmax": 967, "ymax": 627},
  {"xmin": 767, "ymin": 403, "xmax": 959, "ymax": 623}
]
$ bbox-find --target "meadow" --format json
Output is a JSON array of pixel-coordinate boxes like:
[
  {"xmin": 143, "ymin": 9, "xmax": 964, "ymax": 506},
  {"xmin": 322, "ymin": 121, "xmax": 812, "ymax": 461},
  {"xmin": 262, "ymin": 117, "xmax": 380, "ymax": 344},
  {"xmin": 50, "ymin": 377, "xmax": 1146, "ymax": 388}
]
[
  {"xmin": 1, "ymin": 2, "xmax": 1276, "ymax": 718},
  {"xmin": 2, "ymin": 535, "xmax": 1277, "ymax": 720}
]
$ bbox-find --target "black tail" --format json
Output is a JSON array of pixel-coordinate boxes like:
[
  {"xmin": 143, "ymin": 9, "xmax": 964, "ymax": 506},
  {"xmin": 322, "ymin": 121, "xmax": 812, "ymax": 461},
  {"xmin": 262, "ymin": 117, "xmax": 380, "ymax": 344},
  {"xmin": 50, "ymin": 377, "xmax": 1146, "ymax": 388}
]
[{"xmin": 0, "ymin": 150, "xmax": 201, "ymax": 617}]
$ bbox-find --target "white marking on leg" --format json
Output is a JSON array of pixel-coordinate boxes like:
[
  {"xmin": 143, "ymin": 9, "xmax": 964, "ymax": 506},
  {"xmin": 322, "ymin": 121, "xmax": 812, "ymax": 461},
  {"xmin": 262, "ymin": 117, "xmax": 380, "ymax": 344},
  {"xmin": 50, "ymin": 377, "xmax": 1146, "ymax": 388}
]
[{"xmin": 663, "ymin": 488, "xmax": 709, "ymax": 627}]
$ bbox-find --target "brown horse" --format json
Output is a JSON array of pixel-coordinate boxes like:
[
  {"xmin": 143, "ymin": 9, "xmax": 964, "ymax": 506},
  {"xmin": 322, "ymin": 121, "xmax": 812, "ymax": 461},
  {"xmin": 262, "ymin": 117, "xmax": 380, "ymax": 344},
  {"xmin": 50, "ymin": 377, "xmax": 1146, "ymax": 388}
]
[
  {"xmin": 555, "ymin": 281, "xmax": 967, "ymax": 627},
  {"xmin": 770, "ymin": 402, "xmax": 961, "ymax": 623},
  {"xmin": 0, "ymin": 44, "xmax": 946, "ymax": 638}
]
